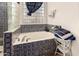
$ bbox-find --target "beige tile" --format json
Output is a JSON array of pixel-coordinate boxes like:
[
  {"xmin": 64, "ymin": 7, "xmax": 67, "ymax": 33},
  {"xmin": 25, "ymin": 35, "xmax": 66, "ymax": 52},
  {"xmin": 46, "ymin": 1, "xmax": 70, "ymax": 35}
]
[{"xmin": 0, "ymin": 46, "xmax": 3, "ymax": 56}]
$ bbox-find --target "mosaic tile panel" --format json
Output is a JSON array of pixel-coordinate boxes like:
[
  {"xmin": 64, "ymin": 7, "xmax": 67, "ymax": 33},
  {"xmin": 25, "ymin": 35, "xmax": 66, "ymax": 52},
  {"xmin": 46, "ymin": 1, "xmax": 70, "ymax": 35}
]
[
  {"xmin": 20, "ymin": 24, "xmax": 47, "ymax": 33},
  {"xmin": 13, "ymin": 39, "xmax": 57, "ymax": 56},
  {"xmin": 4, "ymin": 32, "xmax": 12, "ymax": 56}
]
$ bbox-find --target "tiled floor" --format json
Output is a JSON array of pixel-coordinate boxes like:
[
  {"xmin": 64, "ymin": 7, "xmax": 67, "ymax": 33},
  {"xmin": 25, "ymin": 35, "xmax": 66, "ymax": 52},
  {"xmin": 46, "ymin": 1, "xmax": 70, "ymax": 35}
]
[
  {"xmin": 72, "ymin": 39, "xmax": 79, "ymax": 56},
  {"xmin": 0, "ymin": 46, "xmax": 3, "ymax": 56},
  {"xmin": 0, "ymin": 37, "xmax": 3, "ymax": 56}
]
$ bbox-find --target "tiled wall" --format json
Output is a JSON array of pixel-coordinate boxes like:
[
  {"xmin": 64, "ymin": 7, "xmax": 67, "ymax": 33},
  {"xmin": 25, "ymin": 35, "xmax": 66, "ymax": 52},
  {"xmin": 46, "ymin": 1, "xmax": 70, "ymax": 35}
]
[
  {"xmin": 20, "ymin": 24, "xmax": 54, "ymax": 33},
  {"xmin": 8, "ymin": 2, "xmax": 21, "ymax": 30},
  {"xmin": 20, "ymin": 2, "xmax": 46, "ymax": 25},
  {"xmin": 0, "ymin": 2, "xmax": 8, "ymax": 37},
  {"xmin": 19, "ymin": 2, "xmax": 48, "ymax": 33},
  {"xmin": 20, "ymin": 24, "xmax": 47, "ymax": 33}
]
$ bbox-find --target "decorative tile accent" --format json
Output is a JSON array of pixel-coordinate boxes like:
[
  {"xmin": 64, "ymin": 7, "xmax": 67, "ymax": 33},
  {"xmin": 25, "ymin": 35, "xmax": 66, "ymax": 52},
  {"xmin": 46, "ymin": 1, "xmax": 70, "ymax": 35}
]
[{"xmin": 4, "ymin": 32, "xmax": 12, "ymax": 56}]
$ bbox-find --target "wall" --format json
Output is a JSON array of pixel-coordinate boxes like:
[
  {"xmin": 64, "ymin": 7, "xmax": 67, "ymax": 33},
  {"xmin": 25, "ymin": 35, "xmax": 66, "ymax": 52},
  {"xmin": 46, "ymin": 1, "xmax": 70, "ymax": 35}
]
[
  {"xmin": 7, "ymin": 2, "xmax": 12, "ymax": 30},
  {"xmin": 0, "ymin": 2, "xmax": 8, "ymax": 37},
  {"xmin": 8, "ymin": 2, "xmax": 21, "ymax": 31},
  {"xmin": 47, "ymin": 2, "xmax": 79, "ymax": 56},
  {"xmin": 20, "ymin": 2, "xmax": 46, "ymax": 25}
]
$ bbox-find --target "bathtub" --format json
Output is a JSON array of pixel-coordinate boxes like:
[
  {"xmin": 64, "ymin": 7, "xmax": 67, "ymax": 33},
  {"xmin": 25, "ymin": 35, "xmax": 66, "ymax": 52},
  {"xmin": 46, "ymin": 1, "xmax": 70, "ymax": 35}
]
[
  {"xmin": 12, "ymin": 31, "xmax": 57, "ymax": 56},
  {"xmin": 13, "ymin": 31, "xmax": 55, "ymax": 45}
]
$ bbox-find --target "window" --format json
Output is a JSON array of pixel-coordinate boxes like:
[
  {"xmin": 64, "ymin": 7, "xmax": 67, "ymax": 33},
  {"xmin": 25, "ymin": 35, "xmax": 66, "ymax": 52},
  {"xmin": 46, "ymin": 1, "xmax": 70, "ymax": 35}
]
[{"xmin": 22, "ymin": 2, "xmax": 46, "ymax": 25}]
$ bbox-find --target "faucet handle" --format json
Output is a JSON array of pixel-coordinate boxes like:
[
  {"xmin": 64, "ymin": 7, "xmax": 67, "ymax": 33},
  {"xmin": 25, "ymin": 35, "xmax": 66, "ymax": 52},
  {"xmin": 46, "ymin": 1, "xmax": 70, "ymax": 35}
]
[{"xmin": 26, "ymin": 38, "xmax": 31, "ymax": 42}]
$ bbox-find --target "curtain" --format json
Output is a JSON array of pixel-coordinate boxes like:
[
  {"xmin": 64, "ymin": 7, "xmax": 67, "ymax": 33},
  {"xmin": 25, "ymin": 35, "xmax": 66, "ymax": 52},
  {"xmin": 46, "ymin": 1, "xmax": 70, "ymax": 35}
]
[{"xmin": 26, "ymin": 2, "xmax": 43, "ymax": 16}]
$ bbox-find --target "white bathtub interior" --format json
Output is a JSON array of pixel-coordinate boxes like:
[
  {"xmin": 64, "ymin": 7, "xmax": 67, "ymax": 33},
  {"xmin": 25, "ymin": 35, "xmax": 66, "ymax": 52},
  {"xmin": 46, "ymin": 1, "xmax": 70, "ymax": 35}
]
[{"xmin": 13, "ymin": 31, "xmax": 55, "ymax": 45}]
